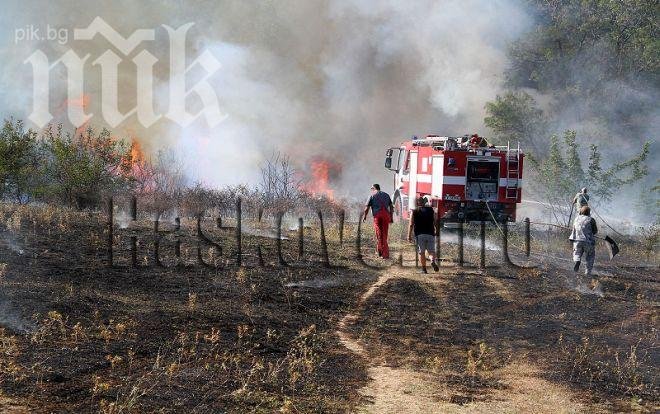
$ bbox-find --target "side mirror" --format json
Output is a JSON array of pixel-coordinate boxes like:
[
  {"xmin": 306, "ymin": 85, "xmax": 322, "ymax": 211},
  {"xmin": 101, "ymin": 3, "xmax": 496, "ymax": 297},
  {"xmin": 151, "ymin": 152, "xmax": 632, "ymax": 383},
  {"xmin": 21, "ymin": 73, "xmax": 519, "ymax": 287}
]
[{"xmin": 384, "ymin": 149, "xmax": 393, "ymax": 169}]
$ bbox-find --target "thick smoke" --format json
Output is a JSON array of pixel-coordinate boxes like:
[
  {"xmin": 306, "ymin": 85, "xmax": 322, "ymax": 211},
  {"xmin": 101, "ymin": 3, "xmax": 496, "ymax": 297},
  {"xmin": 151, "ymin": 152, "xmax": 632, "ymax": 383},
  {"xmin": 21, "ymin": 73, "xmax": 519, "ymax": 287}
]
[
  {"xmin": 0, "ymin": 0, "xmax": 533, "ymax": 198},
  {"xmin": 519, "ymin": 34, "xmax": 659, "ymax": 225},
  {"xmin": 552, "ymin": 82, "xmax": 658, "ymax": 225}
]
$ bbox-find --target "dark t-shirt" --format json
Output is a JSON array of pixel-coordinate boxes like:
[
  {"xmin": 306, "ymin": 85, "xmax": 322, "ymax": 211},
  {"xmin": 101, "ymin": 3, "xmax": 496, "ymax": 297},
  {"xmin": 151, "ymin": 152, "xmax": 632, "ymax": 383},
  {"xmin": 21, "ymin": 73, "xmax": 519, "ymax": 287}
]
[
  {"xmin": 367, "ymin": 191, "xmax": 392, "ymax": 215},
  {"xmin": 412, "ymin": 207, "xmax": 435, "ymax": 236}
]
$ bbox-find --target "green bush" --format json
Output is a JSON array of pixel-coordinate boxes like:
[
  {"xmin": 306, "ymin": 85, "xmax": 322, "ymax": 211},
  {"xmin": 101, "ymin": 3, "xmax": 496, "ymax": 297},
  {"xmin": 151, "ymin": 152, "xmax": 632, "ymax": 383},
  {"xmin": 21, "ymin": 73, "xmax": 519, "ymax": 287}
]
[
  {"xmin": 529, "ymin": 130, "xmax": 649, "ymax": 224},
  {"xmin": 484, "ymin": 91, "xmax": 548, "ymax": 155},
  {"xmin": 0, "ymin": 119, "xmax": 135, "ymax": 209},
  {"xmin": 0, "ymin": 119, "xmax": 45, "ymax": 203},
  {"xmin": 41, "ymin": 125, "xmax": 133, "ymax": 209}
]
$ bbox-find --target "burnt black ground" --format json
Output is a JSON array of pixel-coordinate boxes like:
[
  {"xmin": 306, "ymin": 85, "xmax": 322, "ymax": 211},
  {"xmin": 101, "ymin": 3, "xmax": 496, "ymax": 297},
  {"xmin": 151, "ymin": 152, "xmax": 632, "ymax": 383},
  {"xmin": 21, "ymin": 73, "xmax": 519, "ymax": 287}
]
[
  {"xmin": 0, "ymin": 207, "xmax": 378, "ymax": 413},
  {"xmin": 0, "ymin": 206, "xmax": 657, "ymax": 413},
  {"xmin": 348, "ymin": 258, "xmax": 658, "ymax": 411}
]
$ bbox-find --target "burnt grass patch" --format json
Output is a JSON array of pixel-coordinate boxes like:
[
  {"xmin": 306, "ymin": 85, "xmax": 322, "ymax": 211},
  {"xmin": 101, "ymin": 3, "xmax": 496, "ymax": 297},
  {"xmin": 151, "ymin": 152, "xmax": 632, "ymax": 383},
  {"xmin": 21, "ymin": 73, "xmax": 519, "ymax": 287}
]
[
  {"xmin": 0, "ymin": 204, "xmax": 657, "ymax": 412},
  {"xmin": 0, "ymin": 205, "xmax": 379, "ymax": 413},
  {"xmin": 349, "ymin": 263, "xmax": 658, "ymax": 409}
]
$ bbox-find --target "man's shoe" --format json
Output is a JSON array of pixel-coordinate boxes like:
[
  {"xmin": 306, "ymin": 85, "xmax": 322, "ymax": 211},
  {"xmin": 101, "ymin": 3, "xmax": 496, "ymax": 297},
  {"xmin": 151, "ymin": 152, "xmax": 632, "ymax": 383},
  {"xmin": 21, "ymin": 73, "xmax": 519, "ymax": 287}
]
[
  {"xmin": 431, "ymin": 261, "xmax": 439, "ymax": 272},
  {"xmin": 419, "ymin": 268, "xmax": 428, "ymax": 274},
  {"xmin": 573, "ymin": 261, "xmax": 581, "ymax": 272}
]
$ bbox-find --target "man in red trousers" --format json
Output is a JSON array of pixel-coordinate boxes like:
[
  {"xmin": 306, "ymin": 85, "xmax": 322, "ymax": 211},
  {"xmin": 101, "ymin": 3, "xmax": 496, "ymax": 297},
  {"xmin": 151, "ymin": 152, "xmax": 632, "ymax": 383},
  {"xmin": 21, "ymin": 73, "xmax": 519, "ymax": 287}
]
[{"xmin": 363, "ymin": 184, "xmax": 393, "ymax": 259}]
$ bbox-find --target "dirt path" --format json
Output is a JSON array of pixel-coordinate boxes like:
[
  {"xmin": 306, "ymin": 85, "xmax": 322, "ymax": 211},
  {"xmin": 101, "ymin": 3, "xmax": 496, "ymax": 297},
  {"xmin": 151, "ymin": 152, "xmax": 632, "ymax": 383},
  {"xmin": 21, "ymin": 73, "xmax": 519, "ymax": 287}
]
[
  {"xmin": 336, "ymin": 272, "xmax": 393, "ymax": 356},
  {"xmin": 336, "ymin": 266, "xmax": 588, "ymax": 413}
]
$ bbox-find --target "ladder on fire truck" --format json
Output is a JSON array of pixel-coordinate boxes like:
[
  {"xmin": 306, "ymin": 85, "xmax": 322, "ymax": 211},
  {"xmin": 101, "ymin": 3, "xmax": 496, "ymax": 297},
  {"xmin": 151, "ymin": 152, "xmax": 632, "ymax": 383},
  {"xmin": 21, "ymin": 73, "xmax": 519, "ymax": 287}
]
[{"xmin": 505, "ymin": 142, "xmax": 520, "ymax": 199}]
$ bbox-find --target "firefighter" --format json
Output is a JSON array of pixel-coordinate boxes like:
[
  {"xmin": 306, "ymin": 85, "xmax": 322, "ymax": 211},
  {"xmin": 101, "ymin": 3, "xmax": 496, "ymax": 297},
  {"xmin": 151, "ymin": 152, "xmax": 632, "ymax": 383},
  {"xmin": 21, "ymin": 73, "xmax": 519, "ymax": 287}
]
[
  {"xmin": 407, "ymin": 196, "xmax": 439, "ymax": 273},
  {"xmin": 572, "ymin": 187, "xmax": 589, "ymax": 210},
  {"xmin": 569, "ymin": 205, "xmax": 598, "ymax": 277},
  {"xmin": 363, "ymin": 184, "xmax": 394, "ymax": 259},
  {"xmin": 469, "ymin": 134, "xmax": 488, "ymax": 148}
]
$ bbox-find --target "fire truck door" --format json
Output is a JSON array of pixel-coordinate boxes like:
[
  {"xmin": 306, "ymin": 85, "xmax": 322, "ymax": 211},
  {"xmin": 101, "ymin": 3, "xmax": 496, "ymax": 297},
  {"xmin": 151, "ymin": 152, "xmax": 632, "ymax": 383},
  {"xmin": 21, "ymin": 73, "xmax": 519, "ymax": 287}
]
[
  {"xmin": 408, "ymin": 151, "xmax": 418, "ymax": 211},
  {"xmin": 431, "ymin": 155, "xmax": 443, "ymax": 197}
]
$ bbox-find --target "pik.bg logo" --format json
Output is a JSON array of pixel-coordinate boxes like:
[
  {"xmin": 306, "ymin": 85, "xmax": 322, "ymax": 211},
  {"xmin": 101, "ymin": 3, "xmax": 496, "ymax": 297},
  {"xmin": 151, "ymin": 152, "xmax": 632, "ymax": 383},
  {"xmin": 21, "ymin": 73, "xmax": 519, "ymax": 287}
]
[{"xmin": 23, "ymin": 17, "xmax": 227, "ymax": 128}]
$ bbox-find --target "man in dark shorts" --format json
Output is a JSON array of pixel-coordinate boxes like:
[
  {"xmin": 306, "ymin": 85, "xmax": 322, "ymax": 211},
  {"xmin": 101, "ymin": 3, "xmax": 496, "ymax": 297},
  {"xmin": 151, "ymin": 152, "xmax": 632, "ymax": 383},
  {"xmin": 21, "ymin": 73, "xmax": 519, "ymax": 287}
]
[
  {"xmin": 363, "ymin": 184, "xmax": 393, "ymax": 259},
  {"xmin": 407, "ymin": 196, "xmax": 438, "ymax": 273}
]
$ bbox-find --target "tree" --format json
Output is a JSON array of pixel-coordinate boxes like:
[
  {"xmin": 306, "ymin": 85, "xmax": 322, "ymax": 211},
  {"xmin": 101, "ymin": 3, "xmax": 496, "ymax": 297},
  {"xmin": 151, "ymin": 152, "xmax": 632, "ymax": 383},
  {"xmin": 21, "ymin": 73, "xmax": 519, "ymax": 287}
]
[
  {"xmin": 42, "ymin": 125, "xmax": 133, "ymax": 209},
  {"xmin": 484, "ymin": 91, "xmax": 548, "ymax": 156},
  {"xmin": 504, "ymin": 0, "xmax": 659, "ymax": 146},
  {"xmin": 0, "ymin": 119, "xmax": 45, "ymax": 203},
  {"xmin": 592, "ymin": 142, "xmax": 650, "ymax": 200},
  {"xmin": 564, "ymin": 130, "xmax": 584, "ymax": 185},
  {"xmin": 259, "ymin": 152, "xmax": 301, "ymax": 214},
  {"xmin": 529, "ymin": 130, "xmax": 649, "ymax": 225},
  {"xmin": 511, "ymin": 0, "xmax": 659, "ymax": 91},
  {"xmin": 135, "ymin": 150, "xmax": 187, "ymax": 220}
]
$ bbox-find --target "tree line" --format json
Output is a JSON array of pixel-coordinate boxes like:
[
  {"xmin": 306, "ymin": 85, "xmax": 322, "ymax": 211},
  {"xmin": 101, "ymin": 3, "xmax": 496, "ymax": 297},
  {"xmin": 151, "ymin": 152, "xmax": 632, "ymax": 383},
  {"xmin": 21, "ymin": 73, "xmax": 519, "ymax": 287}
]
[
  {"xmin": 484, "ymin": 0, "xmax": 657, "ymax": 223},
  {"xmin": 0, "ymin": 119, "xmax": 342, "ymax": 219},
  {"xmin": 0, "ymin": 119, "xmax": 132, "ymax": 208}
]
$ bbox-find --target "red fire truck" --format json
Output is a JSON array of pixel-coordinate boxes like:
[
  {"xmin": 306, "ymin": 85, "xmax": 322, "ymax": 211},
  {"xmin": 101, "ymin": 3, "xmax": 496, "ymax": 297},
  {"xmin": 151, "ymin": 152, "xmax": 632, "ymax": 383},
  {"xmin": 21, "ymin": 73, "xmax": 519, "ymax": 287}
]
[{"xmin": 384, "ymin": 134, "xmax": 523, "ymax": 223}]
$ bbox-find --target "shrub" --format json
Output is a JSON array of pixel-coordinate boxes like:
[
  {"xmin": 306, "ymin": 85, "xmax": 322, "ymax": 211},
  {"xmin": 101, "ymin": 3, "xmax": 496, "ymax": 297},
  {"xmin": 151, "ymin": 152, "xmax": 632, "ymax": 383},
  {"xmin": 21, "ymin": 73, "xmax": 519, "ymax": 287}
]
[
  {"xmin": 41, "ymin": 124, "xmax": 133, "ymax": 209},
  {"xmin": 0, "ymin": 119, "xmax": 45, "ymax": 203}
]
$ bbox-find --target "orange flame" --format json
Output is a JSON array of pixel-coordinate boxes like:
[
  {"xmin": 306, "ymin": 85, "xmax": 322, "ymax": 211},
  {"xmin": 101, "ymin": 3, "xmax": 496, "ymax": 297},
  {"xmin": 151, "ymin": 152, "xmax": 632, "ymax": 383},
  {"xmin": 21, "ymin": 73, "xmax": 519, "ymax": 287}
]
[
  {"xmin": 121, "ymin": 138, "xmax": 148, "ymax": 174},
  {"xmin": 122, "ymin": 138, "xmax": 156, "ymax": 193},
  {"xmin": 130, "ymin": 139, "xmax": 145, "ymax": 165},
  {"xmin": 302, "ymin": 157, "xmax": 341, "ymax": 199},
  {"xmin": 65, "ymin": 94, "xmax": 90, "ymax": 110}
]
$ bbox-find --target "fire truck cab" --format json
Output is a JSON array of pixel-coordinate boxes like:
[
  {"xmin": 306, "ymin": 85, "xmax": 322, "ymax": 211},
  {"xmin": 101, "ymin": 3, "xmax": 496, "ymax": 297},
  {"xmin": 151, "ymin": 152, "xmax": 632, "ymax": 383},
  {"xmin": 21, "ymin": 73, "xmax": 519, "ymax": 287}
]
[{"xmin": 384, "ymin": 135, "xmax": 523, "ymax": 223}]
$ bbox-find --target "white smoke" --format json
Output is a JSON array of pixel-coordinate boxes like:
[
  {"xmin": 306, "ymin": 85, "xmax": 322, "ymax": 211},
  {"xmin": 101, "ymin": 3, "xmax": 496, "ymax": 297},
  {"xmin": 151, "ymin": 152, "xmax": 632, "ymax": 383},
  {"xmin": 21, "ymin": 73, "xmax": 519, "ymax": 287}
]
[
  {"xmin": 0, "ymin": 0, "xmax": 533, "ymax": 198},
  {"xmin": 0, "ymin": 300, "xmax": 33, "ymax": 333}
]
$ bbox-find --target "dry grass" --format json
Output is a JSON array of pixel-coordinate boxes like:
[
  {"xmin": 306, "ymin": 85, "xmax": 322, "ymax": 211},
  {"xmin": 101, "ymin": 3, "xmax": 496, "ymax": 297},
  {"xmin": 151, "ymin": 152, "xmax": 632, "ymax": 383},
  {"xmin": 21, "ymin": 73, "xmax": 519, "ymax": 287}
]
[
  {"xmin": 0, "ymin": 328, "xmax": 24, "ymax": 385},
  {"xmin": 0, "ymin": 202, "xmax": 657, "ymax": 412},
  {"xmin": 348, "ymin": 262, "xmax": 658, "ymax": 411},
  {"xmin": 555, "ymin": 333, "xmax": 657, "ymax": 398},
  {"xmin": 0, "ymin": 202, "xmax": 376, "ymax": 413}
]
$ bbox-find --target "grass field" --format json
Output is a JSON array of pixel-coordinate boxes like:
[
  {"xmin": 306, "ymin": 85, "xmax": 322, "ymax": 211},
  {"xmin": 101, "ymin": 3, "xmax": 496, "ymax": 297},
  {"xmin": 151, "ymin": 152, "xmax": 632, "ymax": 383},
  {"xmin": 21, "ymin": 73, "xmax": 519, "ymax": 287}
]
[{"xmin": 0, "ymin": 203, "xmax": 657, "ymax": 413}]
